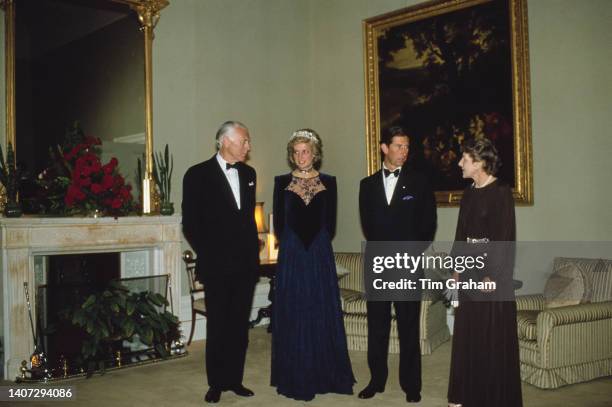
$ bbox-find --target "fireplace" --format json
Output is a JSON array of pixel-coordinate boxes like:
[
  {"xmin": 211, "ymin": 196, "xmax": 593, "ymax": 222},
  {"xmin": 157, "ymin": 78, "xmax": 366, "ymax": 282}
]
[
  {"xmin": 0, "ymin": 216, "xmax": 182, "ymax": 379},
  {"xmin": 40, "ymin": 252, "xmax": 121, "ymax": 369}
]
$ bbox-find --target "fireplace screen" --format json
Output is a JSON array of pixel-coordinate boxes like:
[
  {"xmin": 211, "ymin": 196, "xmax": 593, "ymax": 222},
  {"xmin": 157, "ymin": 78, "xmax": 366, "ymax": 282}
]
[{"xmin": 34, "ymin": 272, "xmax": 175, "ymax": 379}]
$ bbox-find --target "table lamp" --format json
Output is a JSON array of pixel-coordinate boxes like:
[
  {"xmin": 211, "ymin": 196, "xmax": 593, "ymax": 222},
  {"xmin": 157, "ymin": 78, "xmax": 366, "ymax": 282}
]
[{"xmin": 255, "ymin": 202, "xmax": 268, "ymax": 252}]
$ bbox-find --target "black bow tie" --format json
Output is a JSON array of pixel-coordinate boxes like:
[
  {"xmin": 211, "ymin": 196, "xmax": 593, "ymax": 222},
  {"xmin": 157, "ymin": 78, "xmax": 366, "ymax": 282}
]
[
  {"xmin": 384, "ymin": 168, "xmax": 400, "ymax": 178},
  {"xmin": 226, "ymin": 162, "xmax": 239, "ymax": 170}
]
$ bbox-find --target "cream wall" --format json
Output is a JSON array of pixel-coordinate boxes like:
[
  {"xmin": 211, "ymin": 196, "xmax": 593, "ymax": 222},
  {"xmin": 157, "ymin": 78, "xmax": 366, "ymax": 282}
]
[
  {"xmin": 309, "ymin": 0, "xmax": 419, "ymax": 251},
  {"xmin": 153, "ymin": 0, "xmax": 312, "ymax": 216},
  {"xmin": 521, "ymin": 0, "xmax": 612, "ymax": 241},
  {"xmin": 153, "ymin": 0, "xmax": 611, "ymax": 253}
]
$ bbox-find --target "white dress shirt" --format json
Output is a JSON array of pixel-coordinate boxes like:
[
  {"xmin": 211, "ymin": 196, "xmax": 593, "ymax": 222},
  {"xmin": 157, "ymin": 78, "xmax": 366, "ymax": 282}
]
[
  {"xmin": 216, "ymin": 153, "xmax": 241, "ymax": 209},
  {"xmin": 382, "ymin": 164, "xmax": 401, "ymax": 205}
]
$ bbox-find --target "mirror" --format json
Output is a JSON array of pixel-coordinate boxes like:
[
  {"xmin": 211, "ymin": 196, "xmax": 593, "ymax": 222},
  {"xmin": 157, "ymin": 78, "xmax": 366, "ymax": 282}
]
[
  {"xmin": 2, "ymin": 0, "xmax": 168, "ymax": 214},
  {"xmin": 16, "ymin": 0, "xmax": 144, "ymax": 196}
]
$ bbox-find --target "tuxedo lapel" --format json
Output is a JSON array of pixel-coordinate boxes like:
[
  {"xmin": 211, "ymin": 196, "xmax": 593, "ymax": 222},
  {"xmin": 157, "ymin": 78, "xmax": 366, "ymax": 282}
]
[
  {"xmin": 210, "ymin": 156, "xmax": 239, "ymax": 211},
  {"xmin": 238, "ymin": 164, "xmax": 249, "ymax": 211},
  {"xmin": 373, "ymin": 170, "xmax": 388, "ymax": 207}
]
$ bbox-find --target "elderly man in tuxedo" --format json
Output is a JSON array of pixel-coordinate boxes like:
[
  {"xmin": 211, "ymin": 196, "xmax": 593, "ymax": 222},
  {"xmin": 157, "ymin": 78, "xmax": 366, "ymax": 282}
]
[
  {"xmin": 182, "ymin": 121, "xmax": 260, "ymax": 403},
  {"xmin": 358, "ymin": 126, "xmax": 437, "ymax": 403}
]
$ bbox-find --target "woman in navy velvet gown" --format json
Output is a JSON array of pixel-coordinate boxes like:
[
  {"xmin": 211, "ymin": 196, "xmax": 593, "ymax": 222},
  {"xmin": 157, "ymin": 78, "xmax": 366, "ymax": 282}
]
[{"xmin": 270, "ymin": 128, "xmax": 355, "ymax": 401}]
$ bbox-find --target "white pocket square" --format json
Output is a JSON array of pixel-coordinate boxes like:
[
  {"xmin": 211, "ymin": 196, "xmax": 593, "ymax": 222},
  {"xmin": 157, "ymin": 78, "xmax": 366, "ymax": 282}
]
[
  {"xmin": 248, "ymin": 181, "xmax": 255, "ymax": 187},
  {"xmin": 402, "ymin": 195, "xmax": 414, "ymax": 201}
]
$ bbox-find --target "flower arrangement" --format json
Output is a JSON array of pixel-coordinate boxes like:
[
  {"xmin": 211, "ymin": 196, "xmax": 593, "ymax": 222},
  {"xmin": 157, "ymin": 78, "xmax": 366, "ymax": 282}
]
[
  {"xmin": 37, "ymin": 125, "xmax": 136, "ymax": 216},
  {"xmin": 63, "ymin": 137, "xmax": 135, "ymax": 216}
]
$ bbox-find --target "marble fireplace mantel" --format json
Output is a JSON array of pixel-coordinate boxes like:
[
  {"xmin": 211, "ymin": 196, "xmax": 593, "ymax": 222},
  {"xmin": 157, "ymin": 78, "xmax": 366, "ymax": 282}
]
[{"xmin": 0, "ymin": 215, "xmax": 183, "ymax": 379}]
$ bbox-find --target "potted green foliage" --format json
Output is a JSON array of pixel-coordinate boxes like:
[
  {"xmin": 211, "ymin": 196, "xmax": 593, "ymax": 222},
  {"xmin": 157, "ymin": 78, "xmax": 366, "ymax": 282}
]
[
  {"xmin": 153, "ymin": 144, "xmax": 174, "ymax": 215},
  {"xmin": 61, "ymin": 280, "xmax": 180, "ymax": 376},
  {"xmin": 0, "ymin": 142, "xmax": 22, "ymax": 217}
]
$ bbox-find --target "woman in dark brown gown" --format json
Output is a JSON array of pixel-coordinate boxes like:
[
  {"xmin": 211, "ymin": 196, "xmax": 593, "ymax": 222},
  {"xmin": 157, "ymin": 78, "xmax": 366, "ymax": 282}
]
[{"xmin": 447, "ymin": 138, "xmax": 522, "ymax": 407}]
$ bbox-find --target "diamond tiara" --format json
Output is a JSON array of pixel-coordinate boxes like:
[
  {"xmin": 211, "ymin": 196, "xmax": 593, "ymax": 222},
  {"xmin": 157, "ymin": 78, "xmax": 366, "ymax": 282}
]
[{"xmin": 290, "ymin": 129, "xmax": 319, "ymax": 144}]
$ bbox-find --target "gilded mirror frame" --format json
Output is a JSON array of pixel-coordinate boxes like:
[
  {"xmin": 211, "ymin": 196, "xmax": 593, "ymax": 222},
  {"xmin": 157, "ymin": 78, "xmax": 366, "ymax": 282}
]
[
  {"xmin": 363, "ymin": 0, "xmax": 533, "ymax": 206},
  {"xmin": 0, "ymin": 0, "xmax": 169, "ymax": 213}
]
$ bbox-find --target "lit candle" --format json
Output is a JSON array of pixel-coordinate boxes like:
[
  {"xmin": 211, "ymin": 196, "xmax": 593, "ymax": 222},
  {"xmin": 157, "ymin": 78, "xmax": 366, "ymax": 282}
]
[{"xmin": 142, "ymin": 178, "xmax": 151, "ymax": 214}]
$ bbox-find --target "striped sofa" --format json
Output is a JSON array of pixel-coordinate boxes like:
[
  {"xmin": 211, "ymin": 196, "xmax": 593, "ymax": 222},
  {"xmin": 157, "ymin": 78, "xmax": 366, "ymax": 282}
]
[
  {"xmin": 334, "ymin": 252, "xmax": 450, "ymax": 355},
  {"xmin": 516, "ymin": 257, "xmax": 612, "ymax": 388}
]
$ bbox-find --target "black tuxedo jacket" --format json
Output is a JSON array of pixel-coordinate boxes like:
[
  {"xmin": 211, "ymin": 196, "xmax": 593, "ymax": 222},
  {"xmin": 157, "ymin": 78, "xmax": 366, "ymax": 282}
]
[
  {"xmin": 182, "ymin": 155, "xmax": 259, "ymax": 284},
  {"xmin": 359, "ymin": 167, "xmax": 437, "ymax": 243}
]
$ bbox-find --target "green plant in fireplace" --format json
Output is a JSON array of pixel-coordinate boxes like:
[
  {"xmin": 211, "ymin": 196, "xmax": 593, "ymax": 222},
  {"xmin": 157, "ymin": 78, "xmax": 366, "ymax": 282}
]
[{"xmin": 61, "ymin": 280, "xmax": 180, "ymax": 375}]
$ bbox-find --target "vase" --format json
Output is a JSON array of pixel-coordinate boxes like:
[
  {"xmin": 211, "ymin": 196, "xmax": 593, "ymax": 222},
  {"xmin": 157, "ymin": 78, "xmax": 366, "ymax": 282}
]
[
  {"xmin": 160, "ymin": 202, "xmax": 174, "ymax": 216},
  {"xmin": 4, "ymin": 201, "xmax": 22, "ymax": 218}
]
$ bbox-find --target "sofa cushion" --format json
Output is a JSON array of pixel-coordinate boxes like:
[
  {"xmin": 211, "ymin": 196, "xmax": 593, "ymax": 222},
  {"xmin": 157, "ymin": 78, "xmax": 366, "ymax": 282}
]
[
  {"xmin": 339, "ymin": 288, "xmax": 362, "ymax": 310},
  {"xmin": 544, "ymin": 259, "xmax": 589, "ymax": 308},
  {"xmin": 343, "ymin": 297, "xmax": 369, "ymax": 315},
  {"xmin": 334, "ymin": 252, "xmax": 364, "ymax": 292},
  {"xmin": 553, "ymin": 257, "xmax": 603, "ymax": 300},
  {"xmin": 339, "ymin": 288, "xmax": 362, "ymax": 301},
  {"xmin": 516, "ymin": 310, "xmax": 538, "ymax": 340},
  {"xmin": 590, "ymin": 259, "xmax": 612, "ymax": 303}
]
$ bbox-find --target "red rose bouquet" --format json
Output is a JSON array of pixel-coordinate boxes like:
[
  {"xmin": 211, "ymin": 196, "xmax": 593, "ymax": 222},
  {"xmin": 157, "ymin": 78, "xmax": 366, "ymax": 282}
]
[
  {"xmin": 61, "ymin": 137, "xmax": 136, "ymax": 216},
  {"xmin": 35, "ymin": 131, "xmax": 136, "ymax": 216}
]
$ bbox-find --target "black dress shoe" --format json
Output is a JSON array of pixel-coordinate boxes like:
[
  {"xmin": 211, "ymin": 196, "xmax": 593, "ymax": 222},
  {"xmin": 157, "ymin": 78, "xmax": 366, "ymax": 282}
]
[
  {"xmin": 406, "ymin": 393, "xmax": 421, "ymax": 403},
  {"xmin": 358, "ymin": 384, "xmax": 384, "ymax": 399},
  {"xmin": 205, "ymin": 388, "xmax": 221, "ymax": 403},
  {"xmin": 229, "ymin": 385, "xmax": 254, "ymax": 397}
]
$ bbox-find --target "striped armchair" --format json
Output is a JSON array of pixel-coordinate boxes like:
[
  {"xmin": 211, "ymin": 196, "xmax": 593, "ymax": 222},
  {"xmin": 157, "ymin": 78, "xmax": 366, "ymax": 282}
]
[
  {"xmin": 516, "ymin": 257, "xmax": 612, "ymax": 388},
  {"xmin": 334, "ymin": 252, "xmax": 450, "ymax": 355}
]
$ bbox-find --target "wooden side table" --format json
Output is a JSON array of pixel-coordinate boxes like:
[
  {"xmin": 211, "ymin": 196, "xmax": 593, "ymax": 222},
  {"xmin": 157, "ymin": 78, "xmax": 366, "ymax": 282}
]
[{"xmin": 250, "ymin": 259, "xmax": 277, "ymax": 330}]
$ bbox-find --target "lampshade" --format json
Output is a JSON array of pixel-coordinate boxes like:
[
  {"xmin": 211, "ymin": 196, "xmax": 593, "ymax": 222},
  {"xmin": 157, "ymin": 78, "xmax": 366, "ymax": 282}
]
[
  {"xmin": 254, "ymin": 202, "xmax": 268, "ymax": 233},
  {"xmin": 268, "ymin": 233, "xmax": 278, "ymax": 261}
]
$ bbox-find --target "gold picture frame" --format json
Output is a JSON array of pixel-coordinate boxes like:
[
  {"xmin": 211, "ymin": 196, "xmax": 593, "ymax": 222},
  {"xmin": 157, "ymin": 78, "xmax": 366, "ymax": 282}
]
[
  {"xmin": 0, "ymin": 0, "xmax": 169, "ymax": 213},
  {"xmin": 364, "ymin": 0, "xmax": 532, "ymax": 206}
]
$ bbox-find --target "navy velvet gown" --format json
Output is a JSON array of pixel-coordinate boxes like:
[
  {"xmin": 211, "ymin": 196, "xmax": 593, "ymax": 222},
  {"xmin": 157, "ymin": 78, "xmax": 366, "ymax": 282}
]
[{"xmin": 270, "ymin": 173, "xmax": 355, "ymax": 401}]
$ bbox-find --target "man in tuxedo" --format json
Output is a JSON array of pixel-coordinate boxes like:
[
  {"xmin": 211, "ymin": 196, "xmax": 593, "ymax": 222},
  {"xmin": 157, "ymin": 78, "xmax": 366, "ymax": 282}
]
[
  {"xmin": 358, "ymin": 126, "xmax": 437, "ymax": 403},
  {"xmin": 182, "ymin": 121, "xmax": 260, "ymax": 403}
]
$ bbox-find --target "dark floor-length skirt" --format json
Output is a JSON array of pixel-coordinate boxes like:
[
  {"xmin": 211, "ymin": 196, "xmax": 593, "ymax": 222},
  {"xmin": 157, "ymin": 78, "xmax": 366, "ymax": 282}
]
[
  {"xmin": 448, "ymin": 301, "xmax": 523, "ymax": 407},
  {"xmin": 271, "ymin": 228, "xmax": 355, "ymax": 401}
]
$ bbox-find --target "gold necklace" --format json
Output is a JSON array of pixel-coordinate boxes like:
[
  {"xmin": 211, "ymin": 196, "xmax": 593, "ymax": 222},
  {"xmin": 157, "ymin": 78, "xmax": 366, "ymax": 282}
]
[{"xmin": 292, "ymin": 168, "xmax": 317, "ymax": 178}]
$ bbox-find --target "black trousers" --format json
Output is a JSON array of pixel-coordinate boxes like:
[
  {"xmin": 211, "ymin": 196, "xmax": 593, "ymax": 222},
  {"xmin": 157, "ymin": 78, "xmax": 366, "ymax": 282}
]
[
  {"xmin": 366, "ymin": 300, "xmax": 421, "ymax": 396},
  {"xmin": 204, "ymin": 276, "xmax": 256, "ymax": 390}
]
